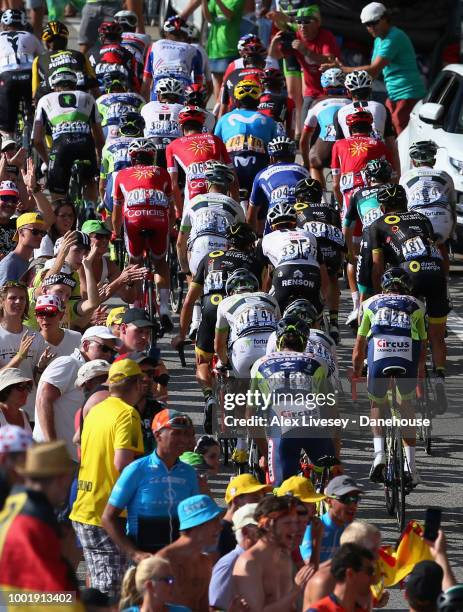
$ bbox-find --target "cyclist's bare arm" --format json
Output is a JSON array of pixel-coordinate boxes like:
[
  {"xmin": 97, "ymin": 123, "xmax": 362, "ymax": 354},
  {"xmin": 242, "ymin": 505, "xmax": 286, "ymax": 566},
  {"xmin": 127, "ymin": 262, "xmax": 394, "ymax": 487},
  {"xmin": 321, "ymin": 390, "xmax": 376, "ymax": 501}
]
[
  {"xmin": 230, "ymin": 171, "xmax": 240, "ymax": 203},
  {"xmin": 91, "ymin": 122, "xmax": 105, "ymax": 159},
  {"xmin": 112, "ymin": 200, "xmax": 123, "ymax": 237},
  {"xmin": 176, "ymin": 230, "xmax": 190, "ymax": 274},
  {"xmin": 246, "ymin": 203, "xmax": 259, "ymax": 231},
  {"xmin": 371, "ymin": 250, "xmax": 384, "ymax": 294},
  {"xmin": 169, "ymin": 170, "xmax": 183, "ymax": 218},
  {"xmin": 214, "ymin": 328, "xmax": 229, "ymax": 364},
  {"xmin": 331, "ymin": 173, "xmax": 342, "ymax": 207},
  {"xmin": 300, "ymin": 128, "xmax": 313, "ymax": 170},
  {"xmin": 32, "ymin": 122, "xmax": 48, "ymax": 165},
  {"xmin": 172, "ymin": 282, "xmax": 203, "ymax": 347},
  {"xmin": 141, "ymin": 76, "xmax": 151, "ymax": 102},
  {"xmin": 352, "ymin": 335, "xmax": 367, "ymax": 377}
]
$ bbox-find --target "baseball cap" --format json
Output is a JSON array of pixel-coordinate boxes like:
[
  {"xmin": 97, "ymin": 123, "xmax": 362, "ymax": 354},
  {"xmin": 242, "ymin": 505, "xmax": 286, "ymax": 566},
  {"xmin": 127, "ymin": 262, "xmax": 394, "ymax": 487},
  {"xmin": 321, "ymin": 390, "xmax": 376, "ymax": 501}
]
[
  {"xmin": 0, "ymin": 368, "xmax": 32, "ymax": 394},
  {"xmin": 360, "ymin": 2, "xmax": 386, "ymax": 23},
  {"xmin": 406, "ymin": 560, "xmax": 443, "ymax": 603},
  {"xmin": 274, "ymin": 475, "xmax": 326, "ymax": 503},
  {"xmin": 75, "ymin": 359, "xmax": 111, "ymax": 387},
  {"xmin": 81, "ymin": 219, "xmax": 111, "ymax": 235},
  {"xmin": 42, "ymin": 273, "xmax": 77, "ymax": 290},
  {"xmin": 35, "ymin": 294, "xmax": 64, "ymax": 313},
  {"xmin": 225, "ymin": 474, "xmax": 272, "ymax": 505},
  {"xmin": 295, "ymin": 4, "xmax": 321, "ymax": 21},
  {"xmin": 106, "ymin": 358, "xmax": 142, "ymax": 384},
  {"xmin": 232, "ymin": 502, "xmax": 258, "ymax": 531},
  {"xmin": 152, "ymin": 408, "xmax": 192, "ymax": 433},
  {"xmin": 1, "ymin": 139, "xmax": 17, "ymax": 152},
  {"xmin": 122, "ymin": 308, "xmax": 155, "ymax": 328},
  {"xmin": 106, "ymin": 306, "xmax": 127, "ymax": 327},
  {"xmin": 13, "ymin": 212, "xmax": 45, "ymax": 241},
  {"xmin": 54, "ymin": 231, "xmax": 90, "ymax": 255},
  {"xmin": 0, "ymin": 424, "xmax": 33, "ymax": 453},
  {"xmin": 0, "ymin": 181, "xmax": 19, "ymax": 198},
  {"xmin": 42, "ymin": 258, "xmax": 72, "ymax": 275},
  {"xmin": 325, "ymin": 475, "xmax": 363, "ymax": 498},
  {"xmin": 180, "ymin": 451, "xmax": 207, "ymax": 467},
  {"xmin": 115, "ymin": 350, "xmax": 158, "ymax": 366},
  {"xmin": 178, "ymin": 494, "xmax": 223, "ymax": 530},
  {"xmin": 81, "ymin": 325, "xmax": 121, "ymax": 344}
]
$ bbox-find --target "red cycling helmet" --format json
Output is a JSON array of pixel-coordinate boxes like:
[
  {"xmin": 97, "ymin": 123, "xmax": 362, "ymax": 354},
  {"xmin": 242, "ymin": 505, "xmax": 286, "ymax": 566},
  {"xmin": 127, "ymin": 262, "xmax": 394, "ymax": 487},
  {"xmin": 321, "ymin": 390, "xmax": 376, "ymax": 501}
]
[
  {"xmin": 98, "ymin": 21, "xmax": 123, "ymax": 39},
  {"xmin": 178, "ymin": 105, "xmax": 206, "ymax": 126},
  {"xmin": 346, "ymin": 110, "xmax": 373, "ymax": 126}
]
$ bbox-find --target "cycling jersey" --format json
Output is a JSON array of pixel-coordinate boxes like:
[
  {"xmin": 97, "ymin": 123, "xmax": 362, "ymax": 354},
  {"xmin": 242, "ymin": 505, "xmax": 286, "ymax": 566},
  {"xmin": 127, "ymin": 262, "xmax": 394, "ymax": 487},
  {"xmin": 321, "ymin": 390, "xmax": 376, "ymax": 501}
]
[
  {"xmin": 32, "ymin": 49, "xmax": 97, "ymax": 100},
  {"xmin": 221, "ymin": 66, "xmax": 264, "ymax": 111},
  {"xmin": 143, "ymin": 39, "xmax": 203, "ymax": 100},
  {"xmin": 304, "ymin": 96, "xmax": 350, "ymax": 141},
  {"xmin": 0, "ymin": 30, "xmax": 42, "ymax": 72},
  {"xmin": 88, "ymin": 42, "xmax": 140, "ymax": 91},
  {"xmin": 97, "ymin": 92, "xmax": 145, "ymax": 138},
  {"xmin": 121, "ymin": 31, "xmax": 149, "ymax": 81},
  {"xmin": 334, "ymin": 99, "xmax": 395, "ymax": 141},
  {"xmin": 141, "ymin": 101, "xmax": 183, "ymax": 142},
  {"xmin": 34, "ymin": 90, "xmax": 100, "ymax": 141},
  {"xmin": 258, "ymin": 92, "xmax": 296, "ymax": 136},
  {"xmin": 215, "ymin": 109, "xmax": 278, "ymax": 155},
  {"xmin": 216, "ymin": 292, "xmax": 279, "ymax": 345},
  {"xmin": 262, "ymin": 228, "xmax": 320, "ymax": 269},
  {"xmin": 100, "ymin": 136, "xmax": 133, "ymax": 211},
  {"xmin": 343, "ymin": 185, "xmax": 383, "ymax": 229}
]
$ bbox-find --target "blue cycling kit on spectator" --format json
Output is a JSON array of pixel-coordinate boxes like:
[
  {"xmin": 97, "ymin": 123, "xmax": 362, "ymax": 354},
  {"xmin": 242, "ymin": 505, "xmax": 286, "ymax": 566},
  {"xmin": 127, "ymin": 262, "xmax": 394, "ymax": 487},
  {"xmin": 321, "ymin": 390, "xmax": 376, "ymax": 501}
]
[
  {"xmin": 108, "ymin": 451, "xmax": 199, "ymax": 538},
  {"xmin": 300, "ymin": 511, "xmax": 346, "ymax": 563},
  {"xmin": 214, "ymin": 109, "xmax": 278, "ymax": 154}
]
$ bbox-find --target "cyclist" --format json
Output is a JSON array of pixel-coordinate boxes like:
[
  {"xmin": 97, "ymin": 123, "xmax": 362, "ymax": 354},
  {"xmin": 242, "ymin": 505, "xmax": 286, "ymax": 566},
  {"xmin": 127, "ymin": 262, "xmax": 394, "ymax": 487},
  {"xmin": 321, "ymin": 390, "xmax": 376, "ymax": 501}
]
[
  {"xmin": 247, "ymin": 136, "xmax": 309, "ymax": 235},
  {"xmin": 166, "ymin": 105, "xmax": 239, "ymax": 217},
  {"xmin": 352, "ymin": 267, "xmax": 427, "ymax": 487},
  {"xmin": 215, "ymin": 80, "xmax": 278, "ymax": 197},
  {"xmin": 258, "ymin": 67, "xmax": 295, "ymax": 139},
  {"xmin": 99, "ymin": 110, "xmax": 145, "ymax": 212},
  {"xmin": 400, "ymin": 140, "xmax": 456, "ymax": 274},
  {"xmin": 97, "ymin": 71, "xmax": 145, "ymax": 141},
  {"xmin": 368, "ymin": 184, "xmax": 450, "ymax": 411},
  {"xmin": 33, "ymin": 68, "xmax": 104, "ymax": 204},
  {"xmin": 0, "ymin": 9, "xmax": 42, "ymax": 139},
  {"xmin": 177, "ymin": 161, "xmax": 244, "ymax": 277},
  {"xmin": 262, "ymin": 201, "xmax": 327, "ymax": 314},
  {"xmin": 111, "ymin": 138, "xmax": 174, "ymax": 332},
  {"xmin": 114, "ymin": 10, "xmax": 150, "ymax": 81},
  {"xmin": 184, "ymin": 83, "xmax": 216, "ymax": 133},
  {"xmin": 249, "ymin": 315, "xmax": 336, "ymax": 486},
  {"xmin": 33, "ymin": 21, "xmax": 99, "ymax": 101},
  {"xmin": 294, "ymin": 177, "xmax": 345, "ymax": 343},
  {"xmin": 300, "ymin": 68, "xmax": 350, "ymax": 186},
  {"xmin": 142, "ymin": 16, "xmax": 203, "ymax": 102}
]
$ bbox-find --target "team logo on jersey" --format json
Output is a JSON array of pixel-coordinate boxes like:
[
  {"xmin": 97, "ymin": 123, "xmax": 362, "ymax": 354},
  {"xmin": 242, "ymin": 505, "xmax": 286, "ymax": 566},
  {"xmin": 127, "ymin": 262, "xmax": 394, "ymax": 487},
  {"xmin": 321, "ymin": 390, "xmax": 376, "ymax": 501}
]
[
  {"xmin": 384, "ymin": 215, "xmax": 400, "ymax": 225},
  {"xmin": 348, "ymin": 141, "xmax": 370, "ymax": 156},
  {"xmin": 188, "ymin": 139, "xmax": 213, "ymax": 157},
  {"xmin": 132, "ymin": 167, "xmax": 157, "ymax": 180},
  {"xmin": 209, "ymin": 250, "xmax": 224, "ymax": 258}
]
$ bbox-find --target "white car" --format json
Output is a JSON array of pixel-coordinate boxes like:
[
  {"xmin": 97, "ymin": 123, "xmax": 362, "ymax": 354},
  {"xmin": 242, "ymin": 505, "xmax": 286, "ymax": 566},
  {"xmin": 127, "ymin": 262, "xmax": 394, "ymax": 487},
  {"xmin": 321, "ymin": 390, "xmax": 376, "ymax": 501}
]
[{"xmin": 397, "ymin": 64, "xmax": 463, "ymax": 248}]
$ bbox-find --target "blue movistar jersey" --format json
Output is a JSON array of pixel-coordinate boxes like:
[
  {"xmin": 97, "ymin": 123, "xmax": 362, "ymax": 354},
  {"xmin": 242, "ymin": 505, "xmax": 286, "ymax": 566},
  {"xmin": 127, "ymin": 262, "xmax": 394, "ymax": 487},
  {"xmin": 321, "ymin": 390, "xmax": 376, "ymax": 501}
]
[
  {"xmin": 214, "ymin": 109, "xmax": 278, "ymax": 155},
  {"xmin": 304, "ymin": 96, "xmax": 350, "ymax": 141},
  {"xmin": 108, "ymin": 450, "xmax": 199, "ymax": 538},
  {"xmin": 301, "ymin": 511, "xmax": 346, "ymax": 562}
]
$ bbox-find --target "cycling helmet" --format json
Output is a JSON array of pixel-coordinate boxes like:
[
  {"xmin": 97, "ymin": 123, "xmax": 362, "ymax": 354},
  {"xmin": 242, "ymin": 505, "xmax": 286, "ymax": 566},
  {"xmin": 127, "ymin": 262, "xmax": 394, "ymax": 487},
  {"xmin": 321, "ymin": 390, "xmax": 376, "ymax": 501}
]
[
  {"xmin": 409, "ymin": 140, "xmax": 438, "ymax": 163},
  {"xmin": 128, "ymin": 138, "xmax": 157, "ymax": 161},
  {"xmin": 242, "ymin": 41, "xmax": 266, "ymax": 58},
  {"xmin": 102, "ymin": 70, "xmax": 128, "ymax": 91},
  {"xmin": 268, "ymin": 136, "xmax": 296, "ymax": 158},
  {"xmin": 365, "ymin": 158, "xmax": 392, "ymax": 182},
  {"xmin": 344, "ymin": 70, "xmax": 372, "ymax": 92},
  {"xmin": 234, "ymin": 79, "xmax": 262, "ymax": 101},
  {"xmin": 119, "ymin": 111, "xmax": 145, "ymax": 137},
  {"xmin": 42, "ymin": 20, "xmax": 69, "ymax": 42},
  {"xmin": 98, "ymin": 21, "xmax": 122, "ymax": 39},
  {"xmin": 49, "ymin": 67, "xmax": 78, "ymax": 89},
  {"xmin": 184, "ymin": 83, "xmax": 208, "ymax": 107},
  {"xmin": 377, "ymin": 183, "xmax": 407, "ymax": 209},
  {"xmin": 380, "ymin": 267, "xmax": 413, "ymax": 293},
  {"xmin": 225, "ymin": 268, "xmax": 259, "ymax": 295},
  {"xmin": 346, "ymin": 110, "xmax": 373, "ymax": 126},
  {"xmin": 276, "ymin": 315, "xmax": 310, "ymax": 348},
  {"xmin": 437, "ymin": 585, "xmax": 463, "ymax": 612},
  {"xmin": 262, "ymin": 68, "xmax": 285, "ymax": 89},
  {"xmin": 204, "ymin": 160, "xmax": 234, "ymax": 185},
  {"xmin": 283, "ymin": 299, "xmax": 318, "ymax": 326},
  {"xmin": 114, "ymin": 10, "xmax": 138, "ymax": 29},
  {"xmin": 294, "ymin": 177, "xmax": 323, "ymax": 203},
  {"xmin": 1, "ymin": 9, "xmax": 27, "ymax": 27},
  {"xmin": 267, "ymin": 201, "xmax": 297, "ymax": 227},
  {"xmin": 163, "ymin": 15, "xmax": 189, "ymax": 35},
  {"xmin": 320, "ymin": 68, "xmax": 345, "ymax": 89},
  {"xmin": 155, "ymin": 77, "xmax": 184, "ymax": 99},
  {"xmin": 225, "ymin": 222, "xmax": 257, "ymax": 248},
  {"xmin": 238, "ymin": 33, "xmax": 261, "ymax": 54},
  {"xmin": 178, "ymin": 105, "xmax": 206, "ymax": 126}
]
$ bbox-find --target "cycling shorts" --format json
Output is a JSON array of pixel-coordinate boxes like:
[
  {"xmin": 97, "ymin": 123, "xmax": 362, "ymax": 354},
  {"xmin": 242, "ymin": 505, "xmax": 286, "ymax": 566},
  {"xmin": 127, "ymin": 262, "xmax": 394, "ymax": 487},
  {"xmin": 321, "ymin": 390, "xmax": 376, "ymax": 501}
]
[
  {"xmin": 342, "ymin": 189, "xmax": 363, "ymax": 239},
  {"xmin": 367, "ymin": 338, "xmax": 420, "ymax": 402},
  {"xmin": 123, "ymin": 208, "xmax": 169, "ymax": 259},
  {"xmin": 195, "ymin": 293, "xmax": 222, "ymax": 359},
  {"xmin": 413, "ymin": 206, "xmax": 454, "ymax": 244},
  {"xmin": 104, "ymin": 174, "xmax": 114, "ymax": 213},
  {"xmin": 189, "ymin": 235, "xmax": 228, "ymax": 276},
  {"xmin": 230, "ymin": 332, "xmax": 270, "ymax": 378},
  {"xmin": 272, "ymin": 263, "xmax": 323, "ymax": 313},
  {"xmin": 0, "ymin": 69, "xmax": 32, "ymax": 133},
  {"xmin": 356, "ymin": 233, "xmax": 373, "ymax": 296},
  {"xmin": 230, "ymin": 152, "xmax": 268, "ymax": 194},
  {"xmin": 400, "ymin": 258, "xmax": 451, "ymax": 321},
  {"xmin": 48, "ymin": 134, "xmax": 97, "ymax": 195},
  {"xmin": 309, "ymin": 138, "xmax": 334, "ymax": 169},
  {"xmin": 282, "ymin": 56, "xmax": 301, "ymax": 76},
  {"xmin": 317, "ymin": 238, "xmax": 343, "ymax": 276}
]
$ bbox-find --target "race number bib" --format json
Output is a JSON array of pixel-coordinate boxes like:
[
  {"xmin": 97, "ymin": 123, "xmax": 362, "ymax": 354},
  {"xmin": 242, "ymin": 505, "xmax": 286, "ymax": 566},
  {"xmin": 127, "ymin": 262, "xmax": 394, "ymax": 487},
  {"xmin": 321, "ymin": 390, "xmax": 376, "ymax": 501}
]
[
  {"xmin": 373, "ymin": 307, "xmax": 411, "ymax": 330},
  {"xmin": 304, "ymin": 221, "xmax": 344, "ymax": 246},
  {"xmin": 235, "ymin": 306, "xmax": 276, "ymax": 336},
  {"xmin": 279, "ymin": 238, "xmax": 317, "ymax": 263},
  {"xmin": 324, "ymin": 123, "xmax": 336, "ymax": 141},
  {"xmin": 340, "ymin": 172, "xmax": 354, "ymax": 191},
  {"xmin": 204, "ymin": 270, "xmax": 223, "ymax": 293},
  {"xmin": 362, "ymin": 207, "xmax": 382, "ymax": 228},
  {"xmin": 402, "ymin": 236, "xmax": 427, "ymax": 260}
]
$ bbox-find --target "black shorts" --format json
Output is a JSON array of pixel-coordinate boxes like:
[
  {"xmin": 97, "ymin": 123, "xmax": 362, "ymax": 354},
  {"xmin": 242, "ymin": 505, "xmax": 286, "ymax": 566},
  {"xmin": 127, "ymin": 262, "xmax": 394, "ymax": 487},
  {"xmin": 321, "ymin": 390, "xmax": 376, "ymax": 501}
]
[
  {"xmin": 48, "ymin": 134, "xmax": 98, "ymax": 195},
  {"xmin": 195, "ymin": 293, "xmax": 223, "ymax": 358},
  {"xmin": 318, "ymin": 238, "xmax": 343, "ymax": 276},
  {"xmin": 400, "ymin": 259, "xmax": 451, "ymax": 321},
  {"xmin": 356, "ymin": 235, "xmax": 373, "ymax": 296},
  {"xmin": 272, "ymin": 263, "xmax": 323, "ymax": 313},
  {"xmin": 230, "ymin": 152, "xmax": 268, "ymax": 193},
  {"xmin": 0, "ymin": 69, "xmax": 32, "ymax": 133},
  {"xmin": 309, "ymin": 138, "xmax": 334, "ymax": 168}
]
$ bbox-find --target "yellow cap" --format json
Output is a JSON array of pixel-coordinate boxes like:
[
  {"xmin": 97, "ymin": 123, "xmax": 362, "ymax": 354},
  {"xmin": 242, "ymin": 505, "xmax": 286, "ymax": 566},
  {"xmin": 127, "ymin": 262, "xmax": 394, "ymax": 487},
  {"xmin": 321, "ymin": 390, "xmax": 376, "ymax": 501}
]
[
  {"xmin": 106, "ymin": 358, "xmax": 142, "ymax": 384},
  {"xmin": 13, "ymin": 212, "xmax": 45, "ymax": 242},
  {"xmin": 225, "ymin": 473, "xmax": 272, "ymax": 505},
  {"xmin": 106, "ymin": 306, "xmax": 127, "ymax": 327},
  {"xmin": 274, "ymin": 475, "xmax": 326, "ymax": 503}
]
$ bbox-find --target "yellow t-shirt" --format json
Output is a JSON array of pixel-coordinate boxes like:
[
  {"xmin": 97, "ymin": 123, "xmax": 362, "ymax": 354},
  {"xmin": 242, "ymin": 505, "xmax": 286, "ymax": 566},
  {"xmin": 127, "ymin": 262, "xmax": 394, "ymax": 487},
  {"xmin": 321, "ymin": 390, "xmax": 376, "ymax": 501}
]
[{"xmin": 70, "ymin": 396, "xmax": 143, "ymax": 527}]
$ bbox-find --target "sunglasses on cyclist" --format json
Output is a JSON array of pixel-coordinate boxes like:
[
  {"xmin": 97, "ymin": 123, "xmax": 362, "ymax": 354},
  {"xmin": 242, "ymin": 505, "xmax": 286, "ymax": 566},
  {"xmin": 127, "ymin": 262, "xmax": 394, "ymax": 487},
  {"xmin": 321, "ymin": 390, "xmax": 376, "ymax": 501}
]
[
  {"xmin": 12, "ymin": 382, "xmax": 33, "ymax": 393},
  {"xmin": 92, "ymin": 340, "xmax": 118, "ymax": 354}
]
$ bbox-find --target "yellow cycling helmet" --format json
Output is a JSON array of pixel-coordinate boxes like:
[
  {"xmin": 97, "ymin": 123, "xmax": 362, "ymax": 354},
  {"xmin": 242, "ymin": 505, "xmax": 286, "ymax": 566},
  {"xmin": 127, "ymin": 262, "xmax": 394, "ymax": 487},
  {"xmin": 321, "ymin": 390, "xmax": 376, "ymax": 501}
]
[
  {"xmin": 42, "ymin": 20, "xmax": 69, "ymax": 42},
  {"xmin": 234, "ymin": 79, "xmax": 262, "ymax": 101}
]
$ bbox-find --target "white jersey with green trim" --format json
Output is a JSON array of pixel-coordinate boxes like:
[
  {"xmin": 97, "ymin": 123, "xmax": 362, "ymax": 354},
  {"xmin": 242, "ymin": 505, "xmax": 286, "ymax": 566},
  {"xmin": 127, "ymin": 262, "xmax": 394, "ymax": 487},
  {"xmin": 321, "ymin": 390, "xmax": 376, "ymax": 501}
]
[
  {"xmin": 180, "ymin": 192, "xmax": 244, "ymax": 245},
  {"xmin": 216, "ymin": 291, "xmax": 280, "ymax": 345},
  {"xmin": 33, "ymin": 90, "xmax": 101, "ymax": 141}
]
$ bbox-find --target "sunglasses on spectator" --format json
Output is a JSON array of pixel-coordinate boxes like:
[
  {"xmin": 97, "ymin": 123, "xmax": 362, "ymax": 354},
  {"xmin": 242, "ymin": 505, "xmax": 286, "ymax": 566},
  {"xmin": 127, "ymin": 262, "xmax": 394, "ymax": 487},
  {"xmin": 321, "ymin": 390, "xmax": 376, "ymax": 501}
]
[
  {"xmin": 364, "ymin": 19, "xmax": 380, "ymax": 27},
  {"xmin": 13, "ymin": 382, "xmax": 33, "ymax": 392},
  {"xmin": 296, "ymin": 509, "xmax": 309, "ymax": 517},
  {"xmin": 337, "ymin": 494, "xmax": 361, "ymax": 505},
  {"xmin": 23, "ymin": 227, "xmax": 47, "ymax": 237},
  {"xmin": 92, "ymin": 340, "xmax": 118, "ymax": 354},
  {"xmin": 295, "ymin": 17, "xmax": 317, "ymax": 24},
  {"xmin": 0, "ymin": 196, "xmax": 18, "ymax": 205},
  {"xmin": 36, "ymin": 310, "xmax": 59, "ymax": 318},
  {"xmin": 152, "ymin": 575, "xmax": 175, "ymax": 585},
  {"xmin": 91, "ymin": 233, "xmax": 109, "ymax": 240}
]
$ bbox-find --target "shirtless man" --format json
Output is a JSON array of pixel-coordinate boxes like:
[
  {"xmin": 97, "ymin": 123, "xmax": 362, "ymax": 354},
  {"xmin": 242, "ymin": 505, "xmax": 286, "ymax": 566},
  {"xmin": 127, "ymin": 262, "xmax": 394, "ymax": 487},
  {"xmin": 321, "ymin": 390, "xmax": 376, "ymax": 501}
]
[
  {"xmin": 156, "ymin": 494, "xmax": 223, "ymax": 612},
  {"xmin": 232, "ymin": 495, "xmax": 314, "ymax": 612}
]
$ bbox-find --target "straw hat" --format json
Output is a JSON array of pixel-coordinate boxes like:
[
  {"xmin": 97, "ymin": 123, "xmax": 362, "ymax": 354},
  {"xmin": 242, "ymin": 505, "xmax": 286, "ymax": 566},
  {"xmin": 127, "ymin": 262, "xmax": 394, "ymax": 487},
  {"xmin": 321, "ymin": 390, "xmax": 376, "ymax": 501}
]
[{"xmin": 17, "ymin": 441, "xmax": 75, "ymax": 478}]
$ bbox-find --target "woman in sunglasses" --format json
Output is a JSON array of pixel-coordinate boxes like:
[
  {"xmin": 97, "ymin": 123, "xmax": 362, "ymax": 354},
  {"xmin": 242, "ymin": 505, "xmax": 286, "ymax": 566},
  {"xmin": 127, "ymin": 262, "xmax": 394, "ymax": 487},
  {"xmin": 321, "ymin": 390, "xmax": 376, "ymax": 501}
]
[
  {"xmin": 0, "ymin": 368, "xmax": 33, "ymax": 432},
  {"xmin": 35, "ymin": 294, "xmax": 82, "ymax": 357}
]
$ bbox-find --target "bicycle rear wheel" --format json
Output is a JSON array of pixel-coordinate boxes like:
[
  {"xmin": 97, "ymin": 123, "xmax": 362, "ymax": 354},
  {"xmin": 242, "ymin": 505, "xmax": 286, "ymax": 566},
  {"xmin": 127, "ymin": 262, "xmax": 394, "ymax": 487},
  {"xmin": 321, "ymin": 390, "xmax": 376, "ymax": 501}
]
[
  {"xmin": 169, "ymin": 239, "xmax": 184, "ymax": 313},
  {"xmin": 395, "ymin": 431, "xmax": 406, "ymax": 532},
  {"xmin": 384, "ymin": 426, "xmax": 396, "ymax": 516}
]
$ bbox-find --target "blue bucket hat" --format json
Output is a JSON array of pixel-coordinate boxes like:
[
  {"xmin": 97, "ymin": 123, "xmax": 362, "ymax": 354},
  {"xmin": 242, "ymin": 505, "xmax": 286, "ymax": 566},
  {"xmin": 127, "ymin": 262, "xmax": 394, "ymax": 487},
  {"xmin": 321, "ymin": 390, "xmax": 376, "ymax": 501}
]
[{"xmin": 178, "ymin": 494, "xmax": 223, "ymax": 530}]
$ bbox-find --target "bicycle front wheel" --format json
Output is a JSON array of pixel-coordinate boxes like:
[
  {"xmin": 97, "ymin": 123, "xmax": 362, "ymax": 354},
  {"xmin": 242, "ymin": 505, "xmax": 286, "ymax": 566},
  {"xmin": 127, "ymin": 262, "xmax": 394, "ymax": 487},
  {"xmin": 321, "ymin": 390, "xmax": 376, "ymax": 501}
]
[
  {"xmin": 384, "ymin": 426, "xmax": 396, "ymax": 516},
  {"xmin": 395, "ymin": 431, "xmax": 406, "ymax": 532}
]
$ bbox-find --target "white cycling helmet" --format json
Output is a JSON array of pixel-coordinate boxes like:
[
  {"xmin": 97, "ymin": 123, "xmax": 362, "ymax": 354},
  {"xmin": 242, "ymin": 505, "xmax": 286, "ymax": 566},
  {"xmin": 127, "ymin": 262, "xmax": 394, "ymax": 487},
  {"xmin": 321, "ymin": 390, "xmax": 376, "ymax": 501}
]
[
  {"xmin": 114, "ymin": 10, "xmax": 138, "ymax": 28},
  {"xmin": 155, "ymin": 77, "xmax": 184, "ymax": 98},
  {"xmin": 1, "ymin": 9, "xmax": 27, "ymax": 27},
  {"xmin": 320, "ymin": 68, "xmax": 345, "ymax": 89},
  {"xmin": 344, "ymin": 70, "xmax": 373, "ymax": 92},
  {"xmin": 49, "ymin": 68, "xmax": 78, "ymax": 89},
  {"xmin": 128, "ymin": 138, "xmax": 157, "ymax": 158}
]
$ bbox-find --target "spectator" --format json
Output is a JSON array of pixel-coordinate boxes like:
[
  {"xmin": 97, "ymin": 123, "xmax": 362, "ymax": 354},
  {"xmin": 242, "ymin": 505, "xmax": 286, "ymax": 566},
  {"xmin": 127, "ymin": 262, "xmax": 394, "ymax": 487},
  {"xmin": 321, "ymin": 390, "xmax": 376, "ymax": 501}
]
[
  {"xmin": 300, "ymin": 475, "xmax": 363, "ymax": 563},
  {"xmin": 34, "ymin": 199, "xmax": 77, "ymax": 259},
  {"xmin": 233, "ymin": 495, "xmax": 314, "ymax": 611},
  {"xmin": 0, "ymin": 180, "xmax": 20, "ymax": 262},
  {"xmin": 0, "ymin": 213, "xmax": 47, "ymax": 285},
  {"xmin": 209, "ymin": 503, "xmax": 259, "ymax": 611},
  {"xmin": 0, "ymin": 441, "xmax": 79, "ymax": 598},
  {"xmin": 35, "ymin": 294, "xmax": 82, "ymax": 357},
  {"xmin": 0, "ymin": 424, "xmax": 33, "ymax": 510},
  {"xmin": 79, "ymin": 0, "xmax": 123, "ymax": 54},
  {"xmin": 69, "ymin": 358, "xmax": 144, "ymax": 600},
  {"xmin": 306, "ymin": 543, "xmax": 376, "ymax": 612},
  {"xmin": 34, "ymin": 325, "xmax": 120, "ymax": 461},
  {"xmin": 157, "ymin": 494, "xmax": 223, "ymax": 611},
  {"xmin": 194, "ymin": 434, "xmax": 221, "ymax": 476},
  {"xmin": 0, "ymin": 368, "xmax": 34, "ymax": 432},
  {"xmin": 102, "ymin": 408, "xmax": 198, "ymax": 559},
  {"xmin": 106, "ymin": 306, "xmax": 126, "ymax": 338}
]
